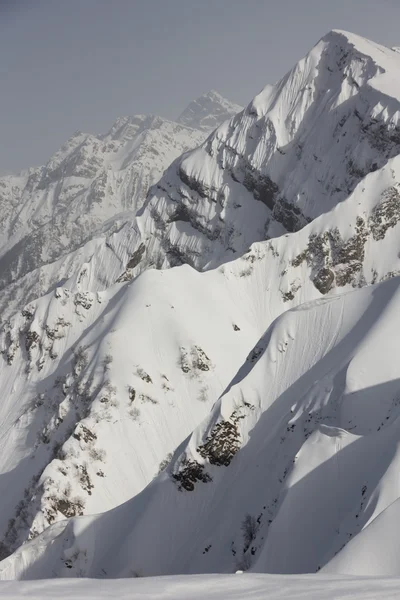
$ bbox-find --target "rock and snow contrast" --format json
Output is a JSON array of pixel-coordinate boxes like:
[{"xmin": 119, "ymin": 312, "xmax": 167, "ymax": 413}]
[{"xmin": 1, "ymin": 28, "xmax": 400, "ymax": 597}]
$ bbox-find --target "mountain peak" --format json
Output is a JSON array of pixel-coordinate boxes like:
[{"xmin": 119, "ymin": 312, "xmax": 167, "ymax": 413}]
[
  {"xmin": 177, "ymin": 90, "xmax": 242, "ymax": 131},
  {"xmin": 316, "ymin": 29, "xmax": 400, "ymax": 101}
]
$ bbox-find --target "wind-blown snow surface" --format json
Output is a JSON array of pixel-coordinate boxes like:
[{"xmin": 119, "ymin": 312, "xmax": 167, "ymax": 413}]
[
  {"xmin": 2, "ymin": 29, "xmax": 400, "ymax": 581},
  {"xmin": 2, "ymin": 574, "xmax": 400, "ymax": 600}
]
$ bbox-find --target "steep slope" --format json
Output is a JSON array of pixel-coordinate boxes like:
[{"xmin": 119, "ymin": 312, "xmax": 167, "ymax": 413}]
[
  {"xmin": 134, "ymin": 30, "xmax": 400, "ymax": 275},
  {"xmin": 322, "ymin": 498, "xmax": 400, "ymax": 576},
  {"xmin": 3, "ymin": 150, "xmax": 400, "ymax": 560},
  {"xmin": 1, "ymin": 29, "xmax": 400, "ymax": 579},
  {"xmin": 3, "ymin": 276, "xmax": 400, "ymax": 578},
  {"xmin": 11, "ymin": 142, "xmax": 398, "ymax": 328},
  {"xmin": 3, "ymin": 30, "xmax": 400, "ymax": 323},
  {"xmin": 0, "ymin": 264, "xmax": 264, "ymax": 559}
]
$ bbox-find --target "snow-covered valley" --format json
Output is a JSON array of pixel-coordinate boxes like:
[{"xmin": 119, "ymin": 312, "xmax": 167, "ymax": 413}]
[{"xmin": 1, "ymin": 27, "xmax": 400, "ymax": 596}]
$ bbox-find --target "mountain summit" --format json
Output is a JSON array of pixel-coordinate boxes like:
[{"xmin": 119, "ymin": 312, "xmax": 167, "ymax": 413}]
[
  {"xmin": 0, "ymin": 91, "xmax": 242, "ymax": 321},
  {"xmin": 177, "ymin": 90, "xmax": 243, "ymax": 131}
]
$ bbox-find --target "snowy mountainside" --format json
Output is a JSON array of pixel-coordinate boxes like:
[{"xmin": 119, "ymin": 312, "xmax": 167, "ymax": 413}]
[
  {"xmin": 42, "ymin": 146, "xmax": 400, "ymax": 316},
  {"xmin": 2, "ymin": 149, "xmax": 400, "ymax": 566},
  {"xmin": 3, "ymin": 30, "xmax": 400, "ymax": 321},
  {"xmin": 5, "ymin": 174, "xmax": 398, "ymax": 559},
  {"xmin": 9, "ymin": 48, "xmax": 400, "ymax": 326},
  {"xmin": 3, "ymin": 148, "xmax": 400, "ymax": 559},
  {"xmin": 3, "ymin": 276, "xmax": 400, "ymax": 578},
  {"xmin": 0, "ymin": 264, "xmax": 264, "ymax": 559}
]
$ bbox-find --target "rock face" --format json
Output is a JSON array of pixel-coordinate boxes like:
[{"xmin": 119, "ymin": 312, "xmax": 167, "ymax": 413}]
[{"xmin": 3, "ymin": 30, "xmax": 400, "ymax": 581}]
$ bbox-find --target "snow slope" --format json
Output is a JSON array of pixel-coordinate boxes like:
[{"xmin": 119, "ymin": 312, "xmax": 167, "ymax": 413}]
[
  {"xmin": 3, "ymin": 275, "xmax": 400, "ymax": 578},
  {"xmin": 0, "ymin": 265, "xmax": 263, "ymax": 558},
  {"xmin": 1, "ymin": 574, "xmax": 400, "ymax": 600}
]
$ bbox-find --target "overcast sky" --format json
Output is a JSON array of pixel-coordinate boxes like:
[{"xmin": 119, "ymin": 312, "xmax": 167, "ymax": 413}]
[{"xmin": 1, "ymin": 0, "xmax": 400, "ymax": 174}]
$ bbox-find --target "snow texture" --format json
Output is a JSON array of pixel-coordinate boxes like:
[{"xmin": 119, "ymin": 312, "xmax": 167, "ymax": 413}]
[{"xmin": 1, "ymin": 574, "xmax": 400, "ymax": 599}]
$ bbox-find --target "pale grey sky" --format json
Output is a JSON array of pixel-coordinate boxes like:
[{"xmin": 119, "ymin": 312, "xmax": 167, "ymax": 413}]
[{"xmin": 1, "ymin": 0, "xmax": 400, "ymax": 174}]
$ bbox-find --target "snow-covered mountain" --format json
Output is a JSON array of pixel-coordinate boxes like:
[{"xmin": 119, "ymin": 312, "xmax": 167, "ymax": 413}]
[
  {"xmin": 0, "ymin": 92, "xmax": 243, "ymax": 557},
  {"xmin": 0, "ymin": 119, "xmax": 200, "ymax": 284},
  {"xmin": 0, "ymin": 264, "xmax": 264, "ymax": 558},
  {"xmin": 0, "ymin": 92, "xmax": 241, "ymax": 320},
  {"xmin": 7, "ymin": 28, "xmax": 399, "ymax": 325},
  {"xmin": 2, "ymin": 29, "xmax": 400, "ymax": 581},
  {"xmin": 133, "ymin": 30, "xmax": 400, "ymax": 278},
  {"xmin": 177, "ymin": 90, "xmax": 243, "ymax": 132}
]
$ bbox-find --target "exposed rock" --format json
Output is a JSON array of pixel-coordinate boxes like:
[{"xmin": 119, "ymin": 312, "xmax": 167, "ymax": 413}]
[
  {"xmin": 197, "ymin": 412, "xmax": 243, "ymax": 467},
  {"xmin": 126, "ymin": 243, "xmax": 146, "ymax": 270},
  {"xmin": 313, "ymin": 267, "xmax": 335, "ymax": 294},
  {"xmin": 172, "ymin": 458, "xmax": 212, "ymax": 492}
]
